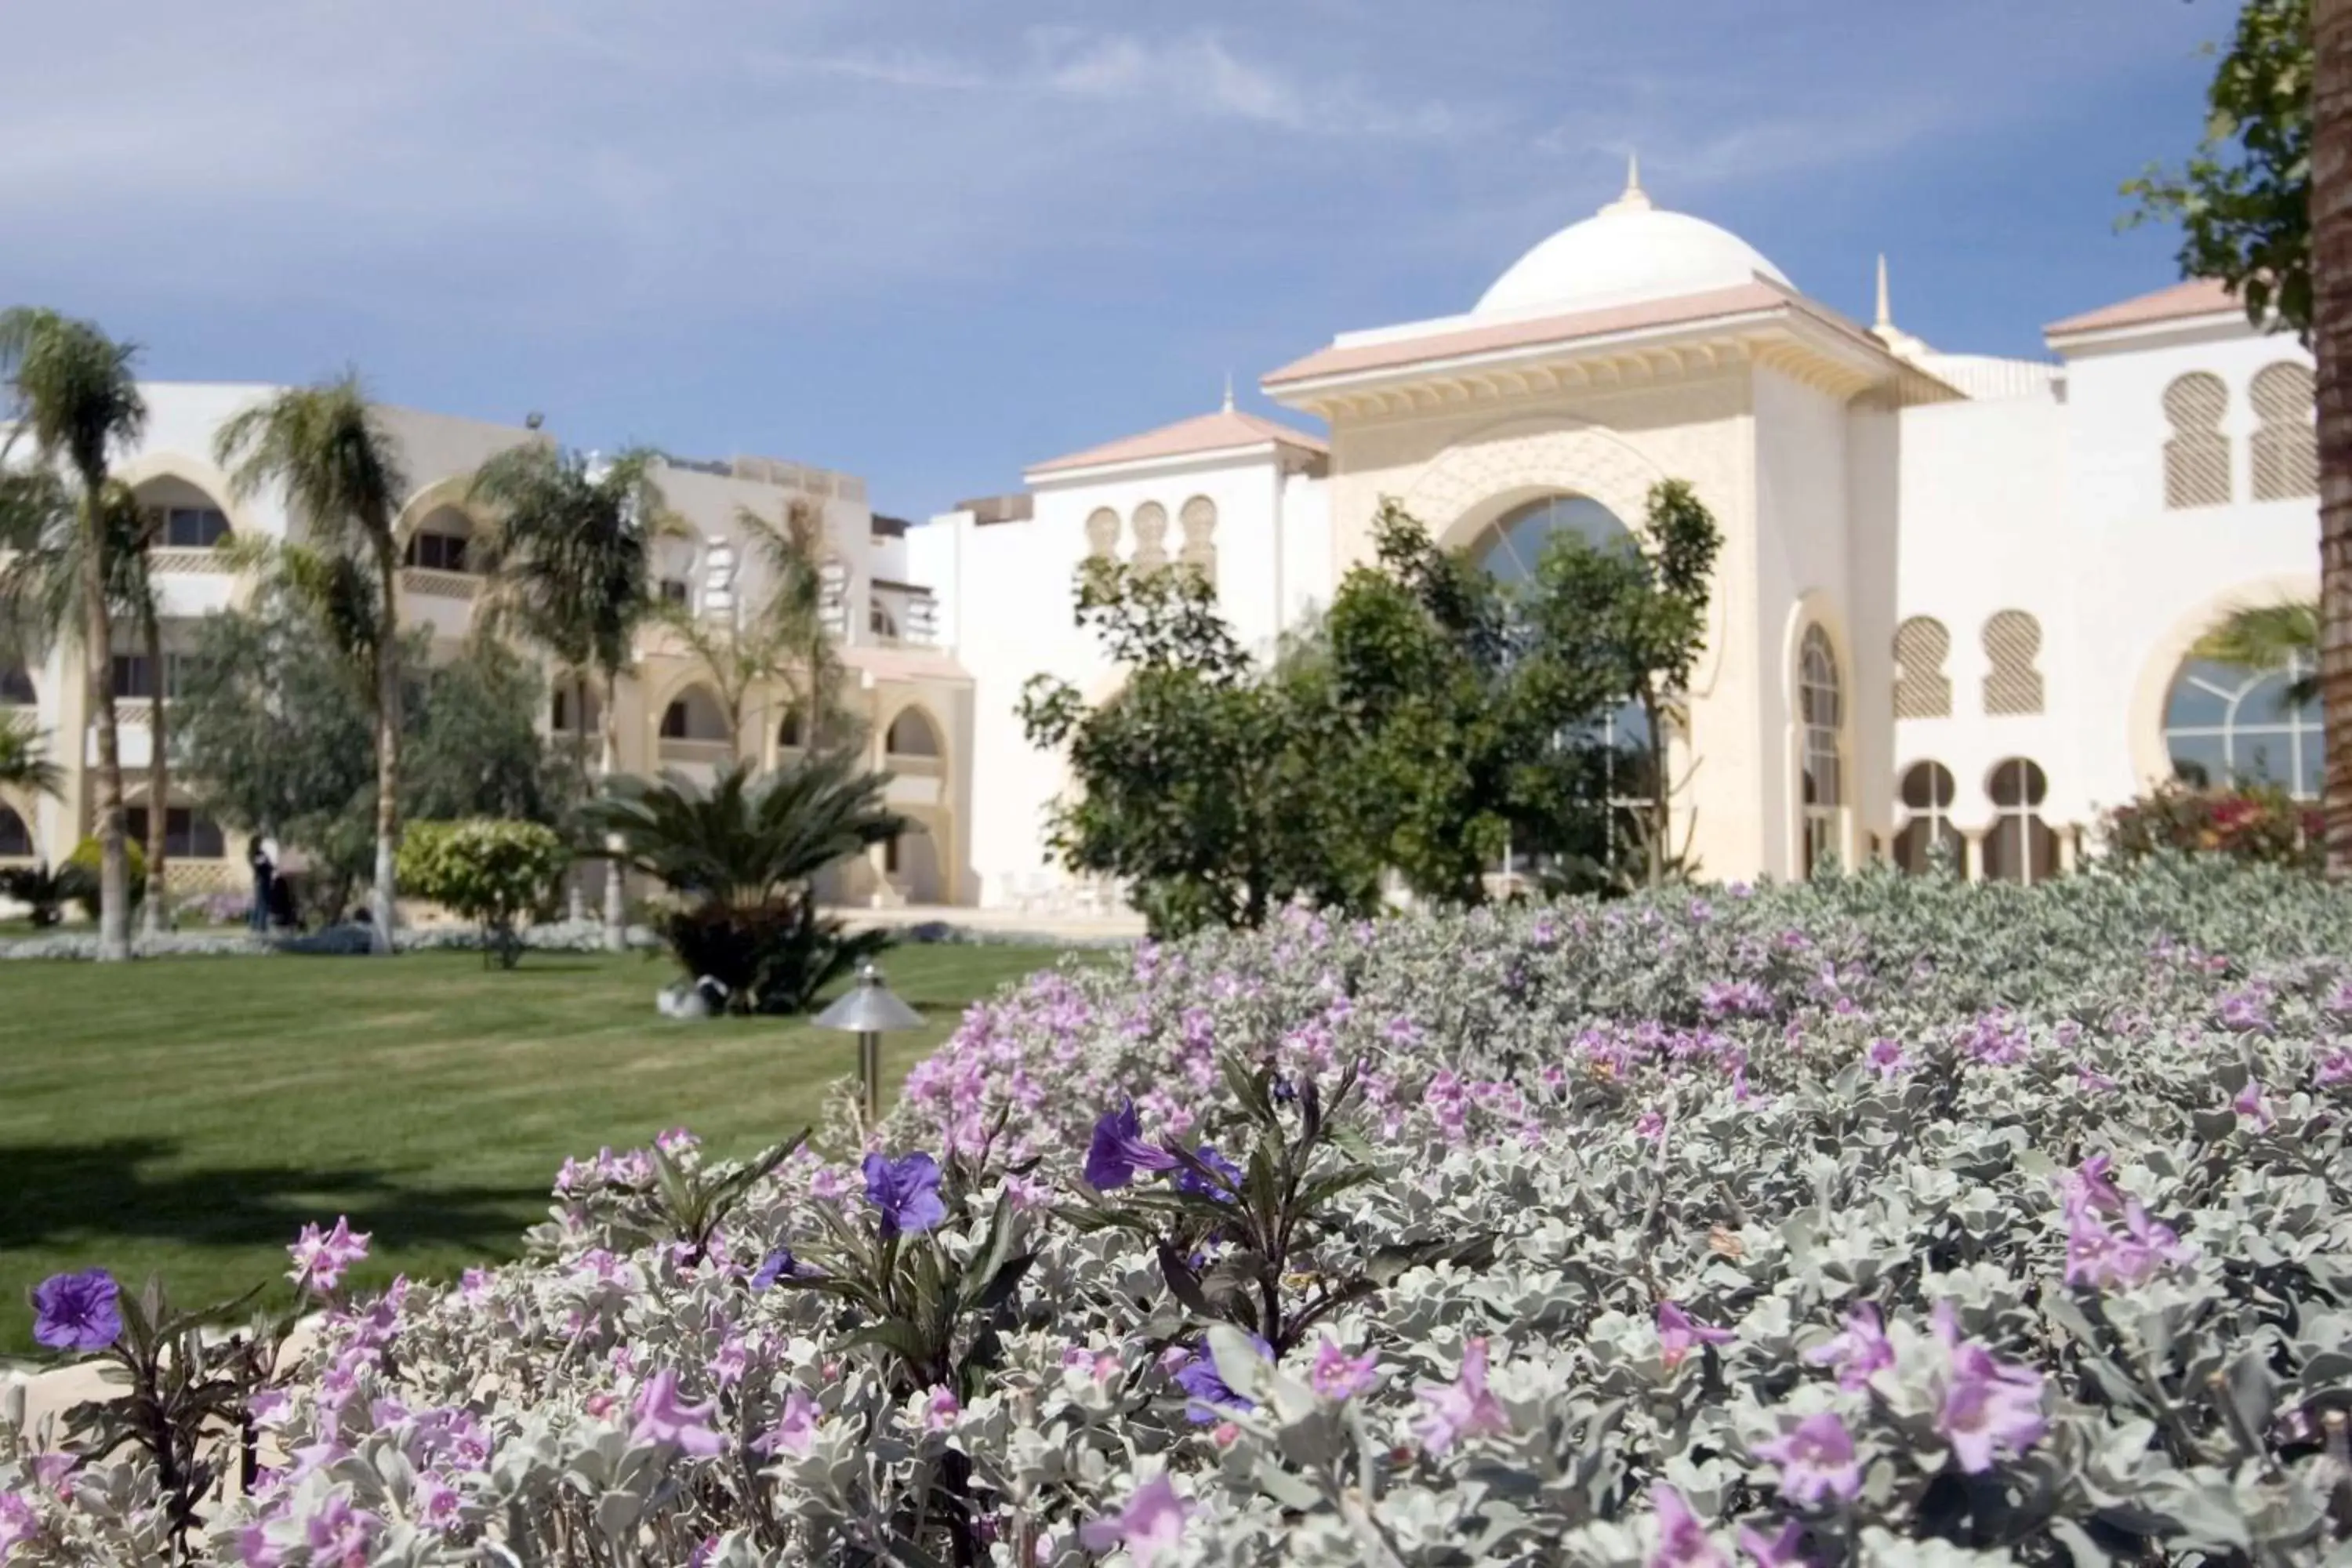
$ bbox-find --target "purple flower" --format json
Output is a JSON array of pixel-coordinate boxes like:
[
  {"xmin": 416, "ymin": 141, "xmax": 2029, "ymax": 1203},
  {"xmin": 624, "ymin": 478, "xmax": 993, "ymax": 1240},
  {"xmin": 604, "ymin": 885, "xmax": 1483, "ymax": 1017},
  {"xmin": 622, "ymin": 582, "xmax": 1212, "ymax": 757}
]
[
  {"xmin": 1864, "ymin": 1038, "xmax": 1908, "ymax": 1078},
  {"xmin": 1648, "ymin": 1484, "xmax": 1730, "ymax": 1568},
  {"xmin": 305, "ymin": 1492, "xmax": 379, "ymax": 1568},
  {"xmin": 0, "ymin": 1492, "xmax": 38, "ymax": 1560},
  {"xmin": 1078, "ymin": 1474, "xmax": 1192, "ymax": 1568},
  {"xmin": 1753, "ymin": 1411, "xmax": 1861, "ymax": 1505},
  {"xmin": 750, "ymin": 1248, "xmax": 800, "ymax": 1289},
  {"xmin": 862, "ymin": 1152, "xmax": 947, "ymax": 1238},
  {"xmin": 2062, "ymin": 1153, "xmax": 2125, "ymax": 1218},
  {"xmin": 1416, "ymin": 1337, "xmax": 1510, "ymax": 1453},
  {"xmin": 2075, "ymin": 1064, "xmax": 2118, "ymax": 1095},
  {"xmin": 1083, "ymin": 1100, "xmax": 1179, "ymax": 1191},
  {"xmin": 630, "ymin": 1370, "xmax": 727, "ymax": 1457},
  {"xmin": 2314, "ymin": 1047, "xmax": 2352, "ymax": 1087},
  {"xmin": 2217, "ymin": 989, "xmax": 2274, "ymax": 1035},
  {"xmin": 1171, "ymin": 1335, "xmax": 1268, "ymax": 1422},
  {"xmin": 288, "ymin": 1216, "xmax": 371, "ymax": 1294},
  {"xmin": 1738, "ymin": 1520, "xmax": 1808, "ymax": 1568},
  {"xmin": 753, "ymin": 1390, "xmax": 819, "ymax": 1456},
  {"xmin": 1802, "ymin": 1304, "xmax": 1892, "ymax": 1390},
  {"xmin": 31, "ymin": 1269, "xmax": 120, "ymax": 1352},
  {"xmin": 2232, "ymin": 1078, "xmax": 2278, "ymax": 1131},
  {"xmin": 1931, "ymin": 1310, "xmax": 2045, "ymax": 1473},
  {"xmin": 1634, "ymin": 1109, "xmax": 1668, "ymax": 1142},
  {"xmin": 1309, "ymin": 1338, "xmax": 1377, "ymax": 1400},
  {"xmin": 1174, "ymin": 1145, "xmax": 1243, "ymax": 1203},
  {"xmin": 1657, "ymin": 1301, "xmax": 1734, "ymax": 1370}
]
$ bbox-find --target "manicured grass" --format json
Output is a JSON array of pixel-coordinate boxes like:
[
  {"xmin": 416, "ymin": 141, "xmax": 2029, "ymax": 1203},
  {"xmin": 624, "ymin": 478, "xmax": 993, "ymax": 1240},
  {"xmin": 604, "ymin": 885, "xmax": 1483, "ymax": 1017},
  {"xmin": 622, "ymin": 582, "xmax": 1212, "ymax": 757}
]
[{"xmin": 0, "ymin": 943, "xmax": 1073, "ymax": 1354}]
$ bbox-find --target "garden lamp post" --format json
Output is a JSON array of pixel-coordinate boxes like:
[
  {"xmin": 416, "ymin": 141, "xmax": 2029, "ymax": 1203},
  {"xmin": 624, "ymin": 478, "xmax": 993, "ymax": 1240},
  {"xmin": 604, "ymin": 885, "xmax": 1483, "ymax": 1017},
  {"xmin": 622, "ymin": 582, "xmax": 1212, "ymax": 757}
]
[{"xmin": 815, "ymin": 960, "xmax": 924, "ymax": 1123}]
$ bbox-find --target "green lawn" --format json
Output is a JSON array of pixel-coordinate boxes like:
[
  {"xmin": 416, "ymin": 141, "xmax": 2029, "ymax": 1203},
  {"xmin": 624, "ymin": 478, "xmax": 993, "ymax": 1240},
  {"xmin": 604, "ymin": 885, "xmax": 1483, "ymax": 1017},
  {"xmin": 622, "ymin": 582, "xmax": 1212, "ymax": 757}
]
[{"xmin": 0, "ymin": 943, "xmax": 1072, "ymax": 1354}]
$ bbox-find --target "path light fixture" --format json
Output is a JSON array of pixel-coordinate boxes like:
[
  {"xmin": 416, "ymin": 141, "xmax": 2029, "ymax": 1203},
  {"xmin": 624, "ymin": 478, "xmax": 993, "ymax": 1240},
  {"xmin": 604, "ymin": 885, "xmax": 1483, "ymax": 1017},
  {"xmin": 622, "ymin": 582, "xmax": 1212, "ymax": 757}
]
[{"xmin": 814, "ymin": 960, "xmax": 924, "ymax": 1123}]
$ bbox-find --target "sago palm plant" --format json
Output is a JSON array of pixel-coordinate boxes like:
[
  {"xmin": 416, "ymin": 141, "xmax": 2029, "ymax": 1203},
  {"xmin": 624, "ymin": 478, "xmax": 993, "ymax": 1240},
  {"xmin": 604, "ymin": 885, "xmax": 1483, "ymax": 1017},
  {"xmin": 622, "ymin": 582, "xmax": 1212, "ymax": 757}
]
[{"xmin": 586, "ymin": 753, "xmax": 905, "ymax": 1012}]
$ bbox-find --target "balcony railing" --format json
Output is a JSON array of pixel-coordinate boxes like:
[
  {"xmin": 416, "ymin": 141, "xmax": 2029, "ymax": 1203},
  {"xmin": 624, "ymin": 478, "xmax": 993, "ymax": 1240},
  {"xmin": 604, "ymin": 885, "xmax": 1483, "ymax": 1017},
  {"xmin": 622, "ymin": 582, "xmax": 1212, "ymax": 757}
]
[
  {"xmin": 656, "ymin": 738, "xmax": 736, "ymax": 768},
  {"xmin": 148, "ymin": 547, "xmax": 233, "ymax": 575},
  {"xmin": 401, "ymin": 568, "xmax": 482, "ymax": 601}
]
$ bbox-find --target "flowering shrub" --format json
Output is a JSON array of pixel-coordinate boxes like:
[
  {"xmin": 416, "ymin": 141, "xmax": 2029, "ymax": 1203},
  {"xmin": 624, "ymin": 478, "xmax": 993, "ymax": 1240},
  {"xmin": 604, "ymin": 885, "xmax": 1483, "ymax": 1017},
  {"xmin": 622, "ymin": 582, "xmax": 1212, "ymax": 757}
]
[
  {"xmin": 5, "ymin": 860, "xmax": 2352, "ymax": 1563},
  {"xmin": 2100, "ymin": 780, "xmax": 2321, "ymax": 873},
  {"xmin": 397, "ymin": 819, "xmax": 571, "ymax": 968}
]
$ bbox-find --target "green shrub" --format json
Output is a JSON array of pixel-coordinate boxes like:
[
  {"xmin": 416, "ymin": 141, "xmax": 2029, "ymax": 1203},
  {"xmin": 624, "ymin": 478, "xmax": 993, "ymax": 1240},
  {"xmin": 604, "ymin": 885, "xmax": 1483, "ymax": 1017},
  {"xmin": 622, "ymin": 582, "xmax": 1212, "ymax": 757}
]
[
  {"xmin": 662, "ymin": 897, "xmax": 888, "ymax": 1014},
  {"xmin": 397, "ymin": 818, "xmax": 569, "ymax": 968},
  {"xmin": 2100, "ymin": 778, "xmax": 2321, "ymax": 871},
  {"xmin": 63, "ymin": 835, "xmax": 145, "ymax": 920},
  {"xmin": 0, "ymin": 862, "xmax": 72, "ymax": 927}
]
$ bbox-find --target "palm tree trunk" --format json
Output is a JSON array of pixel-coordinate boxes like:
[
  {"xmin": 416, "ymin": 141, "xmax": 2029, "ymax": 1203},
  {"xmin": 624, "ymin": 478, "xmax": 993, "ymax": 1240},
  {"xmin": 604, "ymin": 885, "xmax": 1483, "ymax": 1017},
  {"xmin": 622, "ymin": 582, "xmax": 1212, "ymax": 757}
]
[
  {"xmin": 600, "ymin": 667, "xmax": 627, "ymax": 951},
  {"xmin": 82, "ymin": 487, "xmax": 130, "ymax": 961},
  {"xmin": 565, "ymin": 672, "xmax": 591, "ymax": 924},
  {"xmin": 2321, "ymin": 0, "xmax": 2352, "ymax": 880},
  {"xmin": 369, "ymin": 540, "xmax": 401, "ymax": 953},
  {"xmin": 140, "ymin": 601, "xmax": 169, "ymax": 935}
]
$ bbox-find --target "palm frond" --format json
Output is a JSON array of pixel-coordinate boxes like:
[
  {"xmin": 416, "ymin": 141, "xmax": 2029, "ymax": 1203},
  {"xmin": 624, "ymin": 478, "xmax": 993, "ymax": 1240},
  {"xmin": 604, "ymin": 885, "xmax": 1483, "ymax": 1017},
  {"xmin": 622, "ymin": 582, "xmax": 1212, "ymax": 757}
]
[
  {"xmin": 469, "ymin": 442, "xmax": 676, "ymax": 681},
  {"xmin": 2192, "ymin": 599, "xmax": 2320, "ymax": 707},
  {"xmin": 214, "ymin": 374, "xmax": 407, "ymax": 556},
  {"xmin": 584, "ymin": 754, "xmax": 906, "ymax": 908},
  {"xmin": 0, "ymin": 710, "xmax": 62, "ymax": 797}
]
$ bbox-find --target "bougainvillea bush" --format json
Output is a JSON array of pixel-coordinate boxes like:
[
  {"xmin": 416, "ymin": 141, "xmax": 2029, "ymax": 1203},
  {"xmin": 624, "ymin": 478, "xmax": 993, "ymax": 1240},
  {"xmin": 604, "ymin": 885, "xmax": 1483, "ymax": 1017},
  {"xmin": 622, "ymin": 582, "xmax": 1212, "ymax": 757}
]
[{"xmin": 6, "ymin": 858, "xmax": 2352, "ymax": 1565}]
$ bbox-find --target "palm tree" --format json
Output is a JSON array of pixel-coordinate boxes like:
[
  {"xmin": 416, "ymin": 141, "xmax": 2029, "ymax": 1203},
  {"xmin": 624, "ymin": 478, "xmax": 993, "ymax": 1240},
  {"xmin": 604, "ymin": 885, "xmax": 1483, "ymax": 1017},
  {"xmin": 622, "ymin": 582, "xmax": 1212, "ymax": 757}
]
[
  {"xmin": 736, "ymin": 497, "xmax": 847, "ymax": 750},
  {"xmin": 216, "ymin": 376, "xmax": 408, "ymax": 950},
  {"xmin": 2194, "ymin": 600, "xmax": 2321, "ymax": 706},
  {"xmin": 470, "ymin": 443, "xmax": 676, "ymax": 949},
  {"xmin": 0, "ymin": 311, "xmax": 147, "ymax": 960},
  {"xmin": 2319, "ymin": 0, "xmax": 2352, "ymax": 877},
  {"xmin": 0, "ymin": 712, "xmax": 61, "ymax": 797}
]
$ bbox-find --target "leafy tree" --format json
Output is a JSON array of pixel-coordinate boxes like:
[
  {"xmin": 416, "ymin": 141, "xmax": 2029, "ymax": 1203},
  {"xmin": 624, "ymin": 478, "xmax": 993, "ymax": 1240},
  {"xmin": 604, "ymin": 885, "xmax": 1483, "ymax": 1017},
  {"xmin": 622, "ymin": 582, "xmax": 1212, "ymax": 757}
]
[
  {"xmin": 470, "ymin": 443, "xmax": 675, "ymax": 945},
  {"xmin": 0, "ymin": 710, "xmax": 60, "ymax": 798},
  {"xmin": 736, "ymin": 497, "xmax": 858, "ymax": 750},
  {"xmin": 406, "ymin": 633, "xmax": 577, "ymax": 829},
  {"xmin": 0, "ymin": 310, "xmax": 147, "ymax": 959},
  {"xmin": 398, "ymin": 818, "xmax": 570, "ymax": 968},
  {"xmin": 584, "ymin": 755, "xmax": 904, "ymax": 1011},
  {"xmin": 1519, "ymin": 479, "xmax": 1723, "ymax": 889},
  {"xmin": 2125, "ymin": 0, "xmax": 2314, "ymax": 336},
  {"xmin": 1021, "ymin": 559, "xmax": 1381, "ymax": 938},
  {"xmin": 216, "ymin": 377, "xmax": 410, "ymax": 949}
]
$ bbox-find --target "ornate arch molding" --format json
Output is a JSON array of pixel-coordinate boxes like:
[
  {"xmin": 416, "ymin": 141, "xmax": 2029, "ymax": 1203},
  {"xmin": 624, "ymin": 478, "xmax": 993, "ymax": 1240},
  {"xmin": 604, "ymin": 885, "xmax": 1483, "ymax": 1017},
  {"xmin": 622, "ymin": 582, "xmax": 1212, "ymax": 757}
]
[
  {"xmin": 879, "ymin": 702, "xmax": 951, "ymax": 769},
  {"xmin": 392, "ymin": 473, "xmax": 495, "ymax": 546},
  {"xmin": 2125, "ymin": 571, "xmax": 2318, "ymax": 788},
  {"xmin": 1401, "ymin": 416, "xmax": 1729, "ymax": 693},
  {"xmin": 113, "ymin": 453, "xmax": 260, "ymax": 536}
]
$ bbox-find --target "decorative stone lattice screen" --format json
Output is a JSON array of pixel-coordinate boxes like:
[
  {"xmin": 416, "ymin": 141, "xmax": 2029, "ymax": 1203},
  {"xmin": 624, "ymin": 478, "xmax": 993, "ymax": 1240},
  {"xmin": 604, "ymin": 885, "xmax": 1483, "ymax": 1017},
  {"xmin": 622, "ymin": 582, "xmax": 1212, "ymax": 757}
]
[
  {"xmin": 1083, "ymin": 507, "xmax": 1120, "ymax": 561},
  {"xmin": 2162, "ymin": 372, "xmax": 2230, "ymax": 510},
  {"xmin": 1178, "ymin": 496, "xmax": 1218, "ymax": 582},
  {"xmin": 1981, "ymin": 610, "xmax": 2045, "ymax": 717},
  {"xmin": 1893, "ymin": 617, "xmax": 1953, "ymax": 720},
  {"xmin": 2250, "ymin": 362, "xmax": 2318, "ymax": 502},
  {"xmin": 1130, "ymin": 502, "xmax": 1168, "ymax": 572}
]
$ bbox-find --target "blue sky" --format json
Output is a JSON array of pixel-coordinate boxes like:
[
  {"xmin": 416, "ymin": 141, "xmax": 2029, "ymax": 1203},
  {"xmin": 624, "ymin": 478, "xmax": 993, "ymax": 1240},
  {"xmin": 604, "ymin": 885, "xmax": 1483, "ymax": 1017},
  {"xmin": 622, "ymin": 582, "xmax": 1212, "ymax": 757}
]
[{"xmin": 0, "ymin": 2, "xmax": 2237, "ymax": 518}]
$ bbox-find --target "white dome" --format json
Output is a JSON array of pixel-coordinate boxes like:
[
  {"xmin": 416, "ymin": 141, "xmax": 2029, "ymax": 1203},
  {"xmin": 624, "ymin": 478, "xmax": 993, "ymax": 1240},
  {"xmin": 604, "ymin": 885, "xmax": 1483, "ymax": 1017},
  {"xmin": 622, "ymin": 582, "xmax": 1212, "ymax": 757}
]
[{"xmin": 1474, "ymin": 167, "xmax": 1789, "ymax": 318}]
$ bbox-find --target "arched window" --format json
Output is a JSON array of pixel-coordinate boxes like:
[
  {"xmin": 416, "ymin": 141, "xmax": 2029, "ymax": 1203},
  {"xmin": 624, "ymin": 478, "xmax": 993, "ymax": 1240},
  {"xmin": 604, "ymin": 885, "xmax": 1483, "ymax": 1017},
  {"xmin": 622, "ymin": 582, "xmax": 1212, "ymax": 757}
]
[
  {"xmin": 1130, "ymin": 503, "xmax": 1168, "ymax": 572},
  {"xmin": 0, "ymin": 665, "xmax": 32, "ymax": 706},
  {"xmin": 884, "ymin": 709, "xmax": 942, "ymax": 759},
  {"xmin": 2164, "ymin": 651, "xmax": 2322, "ymax": 798},
  {"xmin": 1893, "ymin": 761, "xmax": 1959, "ymax": 874},
  {"xmin": 1798, "ymin": 626, "xmax": 1845, "ymax": 878},
  {"xmin": 404, "ymin": 506, "xmax": 474, "ymax": 572},
  {"xmin": 779, "ymin": 709, "xmax": 804, "ymax": 750},
  {"xmin": 1469, "ymin": 495, "xmax": 1650, "ymax": 862},
  {"xmin": 0, "ymin": 805, "xmax": 29, "ymax": 858},
  {"xmin": 550, "ymin": 688, "xmax": 601, "ymax": 735},
  {"xmin": 1178, "ymin": 495, "xmax": 1218, "ymax": 584},
  {"xmin": 1984, "ymin": 759, "xmax": 2056, "ymax": 884},
  {"xmin": 2250, "ymin": 362, "xmax": 2317, "ymax": 500},
  {"xmin": 1892, "ymin": 617, "xmax": 1951, "ymax": 719},
  {"xmin": 1981, "ymin": 610, "xmax": 2045, "ymax": 716},
  {"xmin": 1083, "ymin": 507, "xmax": 1120, "ymax": 562},
  {"xmin": 2161, "ymin": 372, "xmax": 2230, "ymax": 509},
  {"xmin": 151, "ymin": 506, "xmax": 231, "ymax": 548},
  {"xmin": 659, "ymin": 688, "xmax": 729, "ymax": 743}
]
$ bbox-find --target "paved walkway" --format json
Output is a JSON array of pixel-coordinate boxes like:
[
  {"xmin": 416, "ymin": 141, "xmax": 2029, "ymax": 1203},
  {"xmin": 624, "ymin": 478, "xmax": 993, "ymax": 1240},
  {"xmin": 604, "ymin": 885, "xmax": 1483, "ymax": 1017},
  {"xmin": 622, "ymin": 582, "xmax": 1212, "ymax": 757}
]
[{"xmin": 830, "ymin": 902, "xmax": 1145, "ymax": 944}]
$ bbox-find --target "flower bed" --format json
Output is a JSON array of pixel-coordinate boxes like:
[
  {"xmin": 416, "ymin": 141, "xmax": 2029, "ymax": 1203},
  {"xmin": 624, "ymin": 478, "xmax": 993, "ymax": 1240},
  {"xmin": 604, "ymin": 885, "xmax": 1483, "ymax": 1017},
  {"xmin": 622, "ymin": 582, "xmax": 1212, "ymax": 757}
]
[{"xmin": 4, "ymin": 861, "xmax": 2350, "ymax": 1564}]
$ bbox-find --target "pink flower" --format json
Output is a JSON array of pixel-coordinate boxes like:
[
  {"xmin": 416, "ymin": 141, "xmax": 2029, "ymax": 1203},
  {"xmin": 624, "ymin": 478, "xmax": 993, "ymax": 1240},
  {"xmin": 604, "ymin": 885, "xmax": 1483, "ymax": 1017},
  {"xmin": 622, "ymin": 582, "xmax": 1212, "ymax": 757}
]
[
  {"xmin": 304, "ymin": 1493, "xmax": 379, "ymax": 1568},
  {"xmin": 2061, "ymin": 1154, "xmax": 2125, "ymax": 1218},
  {"xmin": 656, "ymin": 1127, "xmax": 699, "ymax": 1153},
  {"xmin": 753, "ymin": 1391, "xmax": 818, "ymax": 1457},
  {"xmin": 1752, "ymin": 1412, "xmax": 1860, "ymax": 1505},
  {"xmin": 1078, "ymin": 1474, "xmax": 1191, "ymax": 1568},
  {"xmin": 2232, "ymin": 1078, "xmax": 2277, "ymax": 1131},
  {"xmin": 1864, "ymin": 1038, "xmax": 1908, "ymax": 1078},
  {"xmin": 0, "ymin": 1492, "xmax": 38, "ymax": 1560},
  {"xmin": 287, "ymin": 1217, "xmax": 371, "ymax": 1294},
  {"xmin": 630, "ymin": 1370, "xmax": 726, "ymax": 1457},
  {"xmin": 1309, "ymin": 1338, "xmax": 1377, "ymax": 1400},
  {"xmin": 2314, "ymin": 1048, "xmax": 2352, "ymax": 1087},
  {"xmin": 1930, "ymin": 1308, "xmax": 2045, "ymax": 1473},
  {"xmin": 924, "ymin": 1386, "xmax": 960, "ymax": 1431},
  {"xmin": 1634, "ymin": 1109, "xmax": 1668, "ymax": 1142},
  {"xmin": 1802, "ymin": 1304, "xmax": 1892, "ymax": 1390},
  {"xmin": 1648, "ymin": 1484, "xmax": 1729, "ymax": 1568},
  {"xmin": 1657, "ymin": 1301, "xmax": 1734, "ymax": 1370},
  {"xmin": 2075, "ymin": 1064, "xmax": 2118, "ymax": 1095},
  {"xmin": 709, "ymin": 1334, "xmax": 749, "ymax": 1388},
  {"xmin": 1416, "ymin": 1338, "xmax": 1509, "ymax": 1454}
]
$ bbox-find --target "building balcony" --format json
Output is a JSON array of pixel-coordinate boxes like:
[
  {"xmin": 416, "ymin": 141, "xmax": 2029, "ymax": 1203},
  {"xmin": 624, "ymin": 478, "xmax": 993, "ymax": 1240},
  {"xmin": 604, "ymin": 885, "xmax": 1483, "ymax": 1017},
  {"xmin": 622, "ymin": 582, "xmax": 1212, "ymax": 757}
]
[
  {"xmin": 656, "ymin": 738, "xmax": 737, "ymax": 768},
  {"xmin": 401, "ymin": 568, "xmax": 483, "ymax": 602},
  {"xmin": 147, "ymin": 547, "xmax": 234, "ymax": 575}
]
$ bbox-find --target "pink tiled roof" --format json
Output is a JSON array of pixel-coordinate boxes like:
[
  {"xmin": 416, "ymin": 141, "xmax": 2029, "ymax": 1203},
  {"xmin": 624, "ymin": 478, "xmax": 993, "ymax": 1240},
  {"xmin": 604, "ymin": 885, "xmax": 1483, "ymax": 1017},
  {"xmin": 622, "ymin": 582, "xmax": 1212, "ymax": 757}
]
[
  {"xmin": 2044, "ymin": 277, "xmax": 2243, "ymax": 338},
  {"xmin": 1028, "ymin": 408, "xmax": 1329, "ymax": 477},
  {"xmin": 1262, "ymin": 281, "xmax": 1796, "ymax": 387}
]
